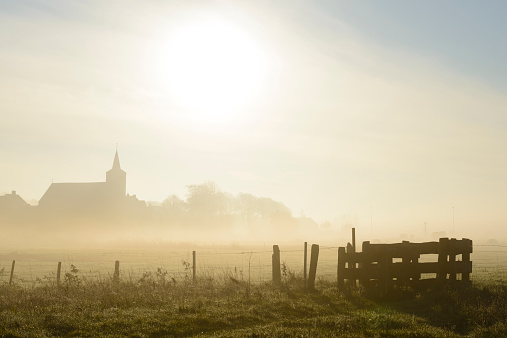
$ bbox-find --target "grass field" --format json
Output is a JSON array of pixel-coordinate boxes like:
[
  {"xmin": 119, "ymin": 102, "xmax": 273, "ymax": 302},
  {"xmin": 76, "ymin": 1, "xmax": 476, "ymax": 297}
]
[{"xmin": 0, "ymin": 244, "xmax": 506, "ymax": 336}]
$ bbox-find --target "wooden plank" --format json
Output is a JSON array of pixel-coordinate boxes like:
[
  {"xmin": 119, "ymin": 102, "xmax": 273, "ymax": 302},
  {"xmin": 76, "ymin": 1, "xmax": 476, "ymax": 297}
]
[
  {"xmin": 455, "ymin": 238, "xmax": 473, "ymax": 254},
  {"xmin": 400, "ymin": 241, "xmax": 410, "ymax": 285},
  {"xmin": 462, "ymin": 240, "xmax": 471, "ymax": 281},
  {"xmin": 412, "ymin": 255, "xmax": 421, "ymax": 281},
  {"xmin": 339, "ymin": 237, "xmax": 472, "ymax": 292},
  {"xmin": 456, "ymin": 261, "xmax": 472, "ymax": 274},
  {"xmin": 341, "ymin": 252, "xmax": 381, "ymax": 264},
  {"xmin": 437, "ymin": 238, "xmax": 449, "ymax": 281},
  {"xmin": 449, "ymin": 239, "xmax": 457, "ymax": 281},
  {"xmin": 346, "ymin": 243, "xmax": 356, "ymax": 287},
  {"xmin": 340, "ymin": 261, "xmax": 471, "ymax": 281},
  {"xmin": 352, "ymin": 228, "xmax": 356, "ymax": 253},
  {"xmin": 359, "ymin": 241, "xmax": 371, "ymax": 286},
  {"xmin": 337, "ymin": 247, "xmax": 345, "ymax": 290},
  {"xmin": 362, "ymin": 242, "xmax": 440, "ymax": 255}
]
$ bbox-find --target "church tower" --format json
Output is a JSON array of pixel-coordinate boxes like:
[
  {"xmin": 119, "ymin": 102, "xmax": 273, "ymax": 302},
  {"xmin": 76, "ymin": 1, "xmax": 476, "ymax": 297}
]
[{"xmin": 106, "ymin": 150, "xmax": 126, "ymax": 197}]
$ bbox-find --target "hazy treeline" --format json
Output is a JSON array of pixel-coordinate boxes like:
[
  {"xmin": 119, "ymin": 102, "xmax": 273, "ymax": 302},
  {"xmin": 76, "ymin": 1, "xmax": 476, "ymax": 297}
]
[
  {"xmin": 156, "ymin": 181, "xmax": 297, "ymax": 237},
  {"xmin": 0, "ymin": 181, "xmax": 300, "ymax": 245}
]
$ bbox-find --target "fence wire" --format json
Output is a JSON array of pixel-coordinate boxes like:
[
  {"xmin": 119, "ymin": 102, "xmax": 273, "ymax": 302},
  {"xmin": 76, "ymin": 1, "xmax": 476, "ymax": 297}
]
[{"xmin": 1, "ymin": 244, "xmax": 507, "ymax": 288}]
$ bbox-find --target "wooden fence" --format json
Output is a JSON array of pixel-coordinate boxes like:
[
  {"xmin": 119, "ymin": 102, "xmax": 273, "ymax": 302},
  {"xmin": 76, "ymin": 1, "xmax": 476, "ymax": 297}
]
[
  {"xmin": 3, "ymin": 237, "xmax": 473, "ymax": 295},
  {"xmin": 338, "ymin": 237, "xmax": 473, "ymax": 294}
]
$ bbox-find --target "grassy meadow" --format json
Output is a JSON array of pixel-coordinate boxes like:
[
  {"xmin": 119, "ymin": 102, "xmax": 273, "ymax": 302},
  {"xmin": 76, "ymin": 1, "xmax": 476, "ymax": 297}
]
[{"xmin": 0, "ymin": 244, "xmax": 506, "ymax": 337}]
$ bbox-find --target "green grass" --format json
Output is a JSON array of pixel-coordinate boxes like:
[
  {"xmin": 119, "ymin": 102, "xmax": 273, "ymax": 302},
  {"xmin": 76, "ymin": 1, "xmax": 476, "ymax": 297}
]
[{"xmin": 1, "ymin": 268, "xmax": 506, "ymax": 337}]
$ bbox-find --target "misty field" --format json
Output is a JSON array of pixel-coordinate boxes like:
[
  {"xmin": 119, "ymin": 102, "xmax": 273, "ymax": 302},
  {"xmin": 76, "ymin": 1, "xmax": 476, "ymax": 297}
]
[
  {"xmin": 0, "ymin": 244, "xmax": 343, "ymax": 287},
  {"xmin": 0, "ymin": 244, "xmax": 506, "ymax": 336}
]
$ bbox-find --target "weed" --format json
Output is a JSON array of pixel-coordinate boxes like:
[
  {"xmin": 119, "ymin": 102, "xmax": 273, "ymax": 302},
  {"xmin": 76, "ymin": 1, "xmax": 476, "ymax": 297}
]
[{"xmin": 0, "ymin": 270, "xmax": 505, "ymax": 337}]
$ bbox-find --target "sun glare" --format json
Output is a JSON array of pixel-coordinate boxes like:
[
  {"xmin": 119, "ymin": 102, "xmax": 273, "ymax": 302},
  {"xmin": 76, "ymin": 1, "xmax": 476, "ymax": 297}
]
[{"xmin": 162, "ymin": 19, "xmax": 265, "ymax": 124}]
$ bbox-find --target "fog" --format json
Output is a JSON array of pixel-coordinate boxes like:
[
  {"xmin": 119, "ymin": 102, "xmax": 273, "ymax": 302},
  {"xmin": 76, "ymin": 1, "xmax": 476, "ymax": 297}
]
[
  {"xmin": 2, "ymin": 1, "xmax": 507, "ymax": 248},
  {"xmin": 0, "ymin": 175, "xmax": 499, "ymax": 250}
]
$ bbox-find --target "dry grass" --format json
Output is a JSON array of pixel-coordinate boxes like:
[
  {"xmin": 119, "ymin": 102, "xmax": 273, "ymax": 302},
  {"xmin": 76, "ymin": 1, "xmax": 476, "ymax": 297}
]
[{"xmin": 0, "ymin": 264, "xmax": 506, "ymax": 337}]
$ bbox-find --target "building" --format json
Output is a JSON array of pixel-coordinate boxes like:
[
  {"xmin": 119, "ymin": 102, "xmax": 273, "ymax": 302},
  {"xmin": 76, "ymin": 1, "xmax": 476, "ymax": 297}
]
[
  {"xmin": 38, "ymin": 150, "xmax": 145, "ymax": 217},
  {"xmin": 0, "ymin": 190, "xmax": 29, "ymax": 210}
]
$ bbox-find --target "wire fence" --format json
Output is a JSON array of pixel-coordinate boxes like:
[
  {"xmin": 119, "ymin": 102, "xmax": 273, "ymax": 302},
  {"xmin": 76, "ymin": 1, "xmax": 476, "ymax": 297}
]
[{"xmin": 1, "ymin": 243, "xmax": 507, "ymax": 288}]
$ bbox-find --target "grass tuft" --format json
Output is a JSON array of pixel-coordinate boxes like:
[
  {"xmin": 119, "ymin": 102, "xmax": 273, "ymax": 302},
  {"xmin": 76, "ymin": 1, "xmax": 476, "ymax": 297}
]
[{"xmin": 0, "ymin": 266, "xmax": 506, "ymax": 336}]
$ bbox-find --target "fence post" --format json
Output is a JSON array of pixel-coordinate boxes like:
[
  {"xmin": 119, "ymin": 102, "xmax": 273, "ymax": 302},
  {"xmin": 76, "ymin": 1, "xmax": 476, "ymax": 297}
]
[
  {"xmin": 400, "ymin": 241, "xmax": 410, "ymax": 286},
  {"xmin": 192, "ymin": 251, "xmax": 196, "ymax": 282},
  {"xmin": 9, "ymin": 260, "xmax": 15, "ymax": 286},
  {"xmin": 379, "ymin": 249, "xmax": 392, "ymax": 297},
  {"xmin": 304, "ymin": 242, "xmax": 307, "ymax": 288},
  {"xmin": 308, "ymin": 244, "xmax": 319, "ymax": 290},
  {"xmin": 462, "ymin": 238, "xmax": 472, "ymax": 283},
  {"xmin": 359, "ymin": 241, "xmax": 370, "ymax": 287},
  {"xmin": 449, "ymin": 238, "xmax": 457, "ymax": 282},
  {"xmin": 352, "ymin": 227, "xmax": 356, "ymax": 252},
  {"xmin": 412, "ymin": 255, "xmax": 421, "ymax": 283},
  {"xmin": 437, "ymin": 238, "xmax": 449, "ymax": 282},
  {"xmin": 337, "ymin": 247, "xmax": 345, "ymax": 290},
  {"xmin": 272, "ymin": 245, "xmax": 281, "ymax": 284},
  {"xmin": 248, "ymin": 256, "xmax": 251, "ymax": 293},
  {"xmin": 57, "ymin": 262, "xmax": 62, "ymax": 286},
  {"xmin": 346, "ymin": 242, "xmax": 356, "ymax": 287},
  {"xmin": 113, "ymin": 260, "xmax": 120, "ymax": 283}
]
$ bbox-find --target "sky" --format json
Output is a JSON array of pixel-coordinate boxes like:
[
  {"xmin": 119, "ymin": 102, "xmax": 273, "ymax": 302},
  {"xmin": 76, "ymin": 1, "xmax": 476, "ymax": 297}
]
[{"xmin": 1, "ymin": 0, "xmax": 507, "ymax": 239}]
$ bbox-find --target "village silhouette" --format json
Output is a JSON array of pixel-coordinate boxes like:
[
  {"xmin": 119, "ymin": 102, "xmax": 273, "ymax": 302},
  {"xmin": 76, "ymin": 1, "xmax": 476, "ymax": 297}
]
[
  {"xmin": 0, "ymin": 150, "xmax": 317, "ymax": 241},
  {"xmin": 0, "ymin": 150, "xmax": 147, "ymax": 226}
]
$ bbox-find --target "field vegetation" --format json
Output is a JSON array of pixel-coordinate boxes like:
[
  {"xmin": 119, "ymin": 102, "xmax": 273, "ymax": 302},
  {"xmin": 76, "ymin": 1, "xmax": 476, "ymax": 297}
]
[{"xmin": 1, "ymin": 264, "xmax": 506, "ymax": 337}]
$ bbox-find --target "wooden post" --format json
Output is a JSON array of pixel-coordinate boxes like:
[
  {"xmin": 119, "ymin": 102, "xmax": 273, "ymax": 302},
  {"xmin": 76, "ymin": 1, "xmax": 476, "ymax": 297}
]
[
  {"xmin": 437, "ymin": 238, "xmax": 449, "ymax": 282},
  {"xmin": 337, "ymin": 247, "xmax": 345, "ymax": 290},
  {"xmin": 192, "ymin": 251, "xmax": 196, "ymax": 282},
  {"xmin": 57, "ymin": 262, "xmax": 62, "ymax": 286},
  {"xmin": 400, "ymin": 241, "xmax": 410, "ymax": 286},
  {"xmin": 303, "ymin": 242, "xmax": 308, "ymax": 288},
  {"xmin": 9, "ymin": 260, "xmax": 15, "ymax": 286},
  {"xmin": 379, "ymin": 249, "xmax": 392, "ymax": 297},
  {"xmin": 412, "ymin": 255, "xmax": 421, "ymax": 283},
  {"xmin": 272, "ymin": 245, "xmax": 281, "ymax": 283},
  {"xmin": 346, "ymin": 242, "xmax": 355, "ymax": 287},
  {"xmin": 449, "ymin": 238, "xmax": 457, "ymax": 281},
  {"xmin": 352, "ymin": 227, "xmax": 356, "ymax": 253},
  {"xmin": 113, "ymin": 260, "xmax": 120, "ymax": 283},
  {"xmin": 359, "ymin": 241, "xmax": 370, "ymax": 287},
  {"xmin": 462, "ymin": 238, "xmax": 472, "ymax": 282},
  {"xmin": 248, "ymin": 257, "xmax": 251, "ymax": 293},
  {"xmin": 308, "ymin": 244, "xmax": 319, "ymax": 290}
]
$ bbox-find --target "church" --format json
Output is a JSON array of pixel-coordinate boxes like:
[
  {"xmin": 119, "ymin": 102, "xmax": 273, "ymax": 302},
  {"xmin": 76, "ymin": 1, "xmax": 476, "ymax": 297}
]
[{"xmin": 38, "ymin": 150, "xmax": 145, "ymax": 216}]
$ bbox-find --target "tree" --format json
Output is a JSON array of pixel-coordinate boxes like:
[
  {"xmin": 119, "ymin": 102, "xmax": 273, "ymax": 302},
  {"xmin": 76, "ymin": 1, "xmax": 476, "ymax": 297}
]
[
  {"xmin": 186, "ymin": 181, "xmax": 224, "ymax": 217},
  {"xmin": 161, "ymin": 194, "xmax": 187, "ymax": 217}
]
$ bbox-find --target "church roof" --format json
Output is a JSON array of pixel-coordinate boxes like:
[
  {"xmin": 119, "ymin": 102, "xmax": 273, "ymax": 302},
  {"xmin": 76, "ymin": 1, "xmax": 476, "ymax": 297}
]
[
  {"xmin": 38, "ymin": 182, "xmax": 108, "ymax": 208},
  {"xmin": 0, "ymin": 191, "xmax": 29, "ymax": 209}
]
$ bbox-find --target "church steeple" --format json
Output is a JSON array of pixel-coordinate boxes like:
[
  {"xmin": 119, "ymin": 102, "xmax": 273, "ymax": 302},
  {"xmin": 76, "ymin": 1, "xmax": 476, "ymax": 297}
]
[
  {"xmin": 112, "ymin": 150, "xmax": 121, "ymax": 170},
  {"xmin": 106, "ymin": 149, "xmax": 126, "ymax": 197}
]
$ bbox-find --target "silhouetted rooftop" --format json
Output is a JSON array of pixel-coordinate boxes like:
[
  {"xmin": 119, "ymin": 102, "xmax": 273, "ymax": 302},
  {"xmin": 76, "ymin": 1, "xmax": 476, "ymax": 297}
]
[{"xmin": 0, "ymin": 191, "xmax": 29, "ymax": 209}]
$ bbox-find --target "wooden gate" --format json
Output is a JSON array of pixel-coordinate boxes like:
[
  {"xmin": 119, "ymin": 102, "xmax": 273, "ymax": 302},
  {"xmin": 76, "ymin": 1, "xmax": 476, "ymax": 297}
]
[{"xmin": 337, "ymin": 238, "xmax": 472, "ymax": 294}]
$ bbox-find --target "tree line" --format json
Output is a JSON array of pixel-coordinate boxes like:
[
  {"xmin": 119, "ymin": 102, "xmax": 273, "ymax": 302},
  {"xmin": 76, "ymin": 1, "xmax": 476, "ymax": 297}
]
[{"xmin": 158, "ymin": 181, "xmax": 297, "ymax": 232}]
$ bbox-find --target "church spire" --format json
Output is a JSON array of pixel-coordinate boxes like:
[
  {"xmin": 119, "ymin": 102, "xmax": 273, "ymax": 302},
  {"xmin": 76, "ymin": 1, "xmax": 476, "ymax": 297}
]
[
  {"xmin": 112, "ymin": 150, "xmax": 121, "ymax": 170},
  {"xmin": 106, "ymin": 149, "xmax": 126, "ymax": 197}
]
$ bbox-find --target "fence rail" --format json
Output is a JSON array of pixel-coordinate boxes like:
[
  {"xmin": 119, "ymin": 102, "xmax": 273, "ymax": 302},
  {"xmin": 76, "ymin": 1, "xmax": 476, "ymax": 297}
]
[{"xmin": 338, "ymin": 238, "xmax": 473, "ymax": 295}]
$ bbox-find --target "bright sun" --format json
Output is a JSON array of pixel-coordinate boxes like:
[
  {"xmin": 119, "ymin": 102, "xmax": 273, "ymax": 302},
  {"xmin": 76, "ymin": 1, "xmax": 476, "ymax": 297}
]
[{"xmin": 162, "ymin": 19, "xmax": 265, "ymax": 123}]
